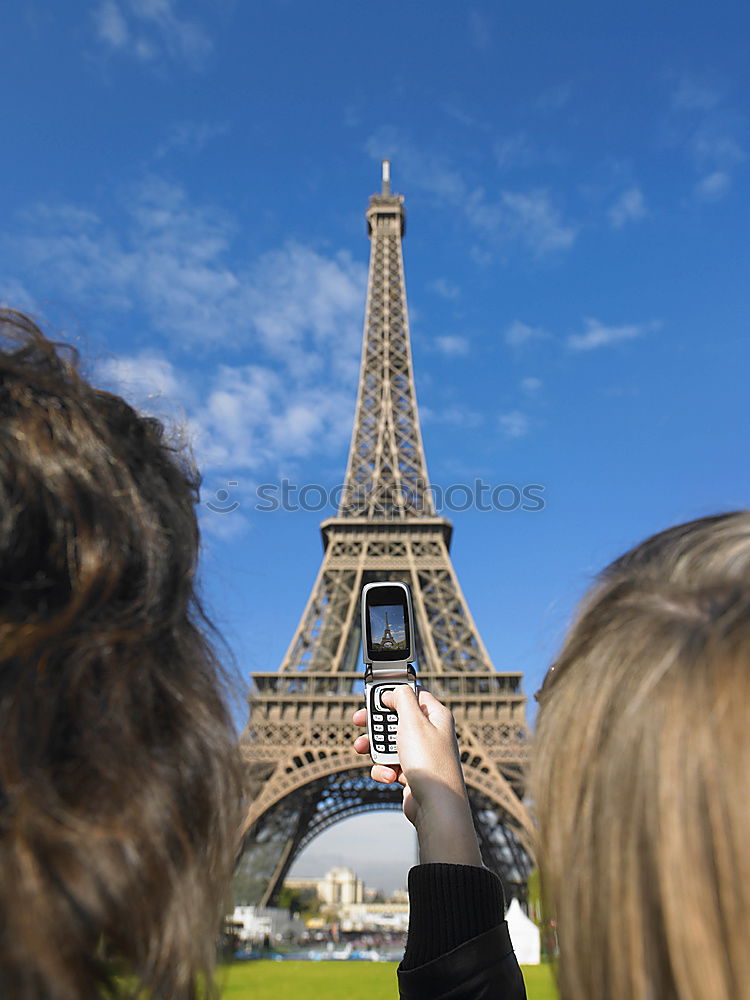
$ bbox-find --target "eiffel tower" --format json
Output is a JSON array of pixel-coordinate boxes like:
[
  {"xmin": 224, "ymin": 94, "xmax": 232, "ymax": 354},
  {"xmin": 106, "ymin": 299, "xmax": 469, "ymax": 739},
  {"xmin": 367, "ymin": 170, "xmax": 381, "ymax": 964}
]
[
  {"xmin": 238, "ymin": 161, "xmax": 534, "ymax": 906},
  {"xmin": 379, "ymin": 612, "xmax": 396, "ymax": 649}
]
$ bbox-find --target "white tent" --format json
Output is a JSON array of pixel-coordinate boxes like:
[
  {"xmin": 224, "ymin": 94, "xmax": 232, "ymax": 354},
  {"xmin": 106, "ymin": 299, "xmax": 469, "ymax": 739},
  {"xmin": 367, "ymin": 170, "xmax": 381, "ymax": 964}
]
[{"xmin": 506, "ymin": 898, "xmax": 541, "ymax": 965}]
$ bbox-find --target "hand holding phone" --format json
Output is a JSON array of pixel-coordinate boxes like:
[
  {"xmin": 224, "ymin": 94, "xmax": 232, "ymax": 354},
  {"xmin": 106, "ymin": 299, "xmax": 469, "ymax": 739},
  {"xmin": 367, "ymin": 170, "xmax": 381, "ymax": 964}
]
[
  {"xmin": 352, "ymin": 685, "xmax": 483, "ymax": 867},
  {"xmin": 361, "ymin": 581, "xmax": 417, "ymax": 765}
]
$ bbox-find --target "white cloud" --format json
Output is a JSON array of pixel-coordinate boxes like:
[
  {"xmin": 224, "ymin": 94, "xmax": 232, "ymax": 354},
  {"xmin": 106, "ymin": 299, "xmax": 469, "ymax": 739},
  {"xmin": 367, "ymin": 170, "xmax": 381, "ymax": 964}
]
[
  {"xmin": 199, "ymin": 501, "xmax": 251, "ymax": 542},
  {"xmin": 97, "ymin": 351, "xmax": 190, "ymax": 411},
  {"xmin": 421, "ymin": 404, "xmax": 482, "ymax": 429},
  {"xmin": 670, "ymin": 75, "xmax": 722, "ymax": 112},
  {"xmin": 8, "ymin": 178, "xmax": 367, "ymax": 381},
  {"xmin": 688, "ymin": 126, "xmax": 744, "ymax": 201},
  {"xmin": 494, "ymin": 132, "xmax": 535, "ymax": 170},
  {"xmin": 535, "ymin": 82, "xmax": 574, "ymax": 113},
  {"xmin": 366, "ymin": 130, "xmax": 467, "ymax": 205},
  {"xmin": 92, "ymin": 0, "xmax": 212, "ymax": 69},
  {"xmin": 435, "ymin": 335, "xmax": 469, "ymax": 357},
  {"xmin": 246, "ymin": 243, "xmax": 366, "ymax": 379},
  {"xmin": 430, "ymin": 277, "xmax": 460, "ymax": 300},
  {"xmin": 691, "ymin": 125, "xmax": 745, "ymax": 171},
  {"xmin": 505, "ymin": 320, "xmax": 549, "ymax": 348},
  {"xmin": 134, "ymin": 37, "xmax": 157, "ymax": 60},
  {"xmin": 365, "ymin": 129, "xmax": 577, "ymax": 258},
  {"xmin": 506, "ymin": 317, "xmax": 659, "ymax": 355},
  {"xmin": 497, "ymin": 190, "xmax": 576, "ymax": 254},
  {"xmin": 93, "ymin": 0, "xmax": 130, "ymax": 47},
  {"xmin": 668, "ymin": 79, "xmax": 745, "ymax": 202},
  {"xmin": 694, "ymin": 171, "xmax": 732, "ymax": 201},
  {"xmin": 98, "ymin": 351, "xmax": 356, "ymax": 479},
  {"xmin": 13, "ymin": 180, "xmax": 238, "ymax": 327},
  {"xmin": 188, "ymin": 364, "xmax": 354, "ymax": 472},
  {"xmin": 468, "ymin": 9, "xmax": 491, "ymax": 50},
  {"xmin": 608, "ymin": 187, "xmax": 646, "ymax": 228},
  {"xmin": 567, "ymin": 317, "xmax": 661, "ymax": 351},
  {"xmin": 4, "ymin": 179, "xmax": 370, "ymax": 492},
  {"xmin": 440, "ymin": 101, "xmax": 487, "ymax": 131},
  {"xmin": 155, "ymin": 120, "xmax": 230, "ymax": 158},
  {"xmin": 0, "ymin": 278, "xmax": 38, "ymax": 313},
  {"xmin": 95, "ymin": 352, "xmax": 195, "ymax": 468},
  {"xmin": 499, "ymin": 410, "xmax": 529, "ymax": 439},
  {"xmin": 520, "ymin": 377, "xmax": 542, "ymax": 393},
  {"xmin": 464, "ymin": 186, "xmax": 576, "ymax": 255},
  {"xmin": 467, "ymin": 245, "xmax": 492, "ymax": 268}
]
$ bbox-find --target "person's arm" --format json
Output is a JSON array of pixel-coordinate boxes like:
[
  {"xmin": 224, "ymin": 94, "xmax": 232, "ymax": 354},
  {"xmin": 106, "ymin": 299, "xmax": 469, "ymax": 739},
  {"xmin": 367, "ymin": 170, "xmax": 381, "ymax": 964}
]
[
  {"xmin": 355, "ymin": 686, "xmax": 481, "ymax": 864},
  {"xmin": 352, "ymin": 687, "xmax": 527, "ymax": 1000}
]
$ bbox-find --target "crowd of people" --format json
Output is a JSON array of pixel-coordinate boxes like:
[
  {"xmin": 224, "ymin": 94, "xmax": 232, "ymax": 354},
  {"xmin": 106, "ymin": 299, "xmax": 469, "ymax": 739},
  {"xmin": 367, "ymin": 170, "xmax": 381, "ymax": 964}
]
[{"xmin": 0, "ymin": 306, "xmax": 746, "ymax": 999}]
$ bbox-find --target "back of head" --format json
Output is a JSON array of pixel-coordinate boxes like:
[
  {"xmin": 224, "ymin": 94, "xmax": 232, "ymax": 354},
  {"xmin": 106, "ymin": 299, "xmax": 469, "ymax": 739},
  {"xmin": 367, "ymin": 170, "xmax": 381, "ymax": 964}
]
[
  {"xmin": 533, "ymin": 512, "xmax": 750, "ymax": 1000},
  {"xmin": 0, "ymin": 310, "xmax": 242, "ymax": 998}
]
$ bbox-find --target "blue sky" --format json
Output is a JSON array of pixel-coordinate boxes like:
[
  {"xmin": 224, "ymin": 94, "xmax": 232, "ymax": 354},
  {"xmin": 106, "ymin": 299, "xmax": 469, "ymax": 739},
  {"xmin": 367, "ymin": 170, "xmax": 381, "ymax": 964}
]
[{"xmin": 2, "ymin": 0, "xmax": 749, "ymax": 891}]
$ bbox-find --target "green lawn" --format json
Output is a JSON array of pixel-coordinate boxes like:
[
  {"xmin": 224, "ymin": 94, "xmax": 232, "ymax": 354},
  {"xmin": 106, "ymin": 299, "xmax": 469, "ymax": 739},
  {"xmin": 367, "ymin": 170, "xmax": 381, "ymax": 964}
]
[
  {"xmin": 519, "ymin": 965, "xmax": 558, "ymax": 1000},
  {"xmin": 219, "ymin": 961, "xmax": 557, "ymax": 999}
]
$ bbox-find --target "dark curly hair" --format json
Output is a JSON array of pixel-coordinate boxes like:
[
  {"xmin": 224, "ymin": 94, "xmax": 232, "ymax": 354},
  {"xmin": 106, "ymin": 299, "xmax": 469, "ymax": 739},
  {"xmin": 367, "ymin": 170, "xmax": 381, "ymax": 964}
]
[{"xmin": 0, "ymin": 309, "xmax": 243, "ymax": 998}]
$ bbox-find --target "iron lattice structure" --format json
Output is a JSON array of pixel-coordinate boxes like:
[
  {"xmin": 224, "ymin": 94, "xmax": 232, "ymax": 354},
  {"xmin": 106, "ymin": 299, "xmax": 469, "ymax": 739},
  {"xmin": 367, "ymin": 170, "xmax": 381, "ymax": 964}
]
[{"xmin": 239, "ymin": 163, "xmax": 534, "ymax": 906}]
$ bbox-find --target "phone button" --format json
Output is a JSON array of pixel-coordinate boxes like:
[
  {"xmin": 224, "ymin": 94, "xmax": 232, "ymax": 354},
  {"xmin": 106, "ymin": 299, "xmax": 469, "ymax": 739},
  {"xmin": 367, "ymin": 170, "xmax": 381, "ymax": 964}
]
[
  {"xmin": 373, "ymin": 724, "xmax": 384, "ymax": 732},
  {"xmin": 387, "ymin": 724, "xmax": 398, "ymax": 732},
  {"xmin": 374, "ymin": 687, "xmax": 395, "ymax": 711},
  {"xmin": 372, "ymin": 712, "xmax": 384, "ymax": 722},
  {"xmin": 385, "ymin": 713, "xmax": 398, "ymax": 723}
]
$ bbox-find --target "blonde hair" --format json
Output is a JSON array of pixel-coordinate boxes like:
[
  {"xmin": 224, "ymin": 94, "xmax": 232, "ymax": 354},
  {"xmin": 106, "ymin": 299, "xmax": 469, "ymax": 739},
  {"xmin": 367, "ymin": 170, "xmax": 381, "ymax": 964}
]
[{"xmin": 533, "ymin": 512, "xmax": 750, "ymax": 1000}]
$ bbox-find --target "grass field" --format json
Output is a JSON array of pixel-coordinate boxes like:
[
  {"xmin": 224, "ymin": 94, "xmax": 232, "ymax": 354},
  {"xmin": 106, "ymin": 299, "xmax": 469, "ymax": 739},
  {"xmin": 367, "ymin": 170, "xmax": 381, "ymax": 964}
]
[{"xmin": 219, "ymin": 961, "xmax": 557, "ymax": 999}]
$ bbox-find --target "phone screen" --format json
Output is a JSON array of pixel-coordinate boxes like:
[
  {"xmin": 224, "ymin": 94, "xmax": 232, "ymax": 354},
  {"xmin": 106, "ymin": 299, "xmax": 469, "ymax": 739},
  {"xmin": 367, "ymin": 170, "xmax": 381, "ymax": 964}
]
[
  {"xmin": 365, "ymin": 585, "xmax": 411, "ymax": 661},
  {"xmin": 369, "ymin": 603, "xmax": 407, "ymax": 653}
]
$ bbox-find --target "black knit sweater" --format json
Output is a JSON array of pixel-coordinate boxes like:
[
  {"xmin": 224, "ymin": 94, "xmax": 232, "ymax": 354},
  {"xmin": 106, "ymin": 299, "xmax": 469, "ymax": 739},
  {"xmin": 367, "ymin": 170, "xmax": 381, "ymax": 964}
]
[{"xmin": 398, "ymin": 864, "xmax": 527, "ymax": 1000}]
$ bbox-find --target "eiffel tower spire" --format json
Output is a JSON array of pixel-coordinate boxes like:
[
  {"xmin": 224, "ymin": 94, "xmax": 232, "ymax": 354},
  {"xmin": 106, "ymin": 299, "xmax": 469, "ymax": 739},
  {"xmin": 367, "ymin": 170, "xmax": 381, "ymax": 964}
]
[
  {"xmin": 340, "ymin": 160, "xmax": 435, "ymax": 520},
  {"xmin": 238, "ymin": 164, "xmax": 533, "ymax": 909}
]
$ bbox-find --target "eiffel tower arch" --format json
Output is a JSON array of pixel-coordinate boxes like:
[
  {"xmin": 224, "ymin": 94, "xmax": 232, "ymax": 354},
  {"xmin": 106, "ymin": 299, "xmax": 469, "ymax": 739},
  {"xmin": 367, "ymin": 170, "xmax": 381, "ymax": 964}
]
[{"xmin": 238, "ymin": 162, "xmax": 534, "ymax": 907}]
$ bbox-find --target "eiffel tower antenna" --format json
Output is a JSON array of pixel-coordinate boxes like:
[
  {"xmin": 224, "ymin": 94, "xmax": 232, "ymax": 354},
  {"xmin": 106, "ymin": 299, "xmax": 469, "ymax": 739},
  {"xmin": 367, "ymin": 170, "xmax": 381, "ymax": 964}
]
[
  {"xmin": 238, "ymin": 163, "xmax": 534, "ymax": 907},
  {"xmin": 381, "ymin": 158, "xmax": 391, "ymax": 195}
]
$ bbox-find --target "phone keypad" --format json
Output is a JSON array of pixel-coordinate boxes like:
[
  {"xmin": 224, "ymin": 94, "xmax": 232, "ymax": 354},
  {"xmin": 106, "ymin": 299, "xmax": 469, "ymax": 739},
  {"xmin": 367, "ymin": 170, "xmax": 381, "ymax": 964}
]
[{"xmin": 371, "ymin": 709, "xmax": 399, "ymax": 756}]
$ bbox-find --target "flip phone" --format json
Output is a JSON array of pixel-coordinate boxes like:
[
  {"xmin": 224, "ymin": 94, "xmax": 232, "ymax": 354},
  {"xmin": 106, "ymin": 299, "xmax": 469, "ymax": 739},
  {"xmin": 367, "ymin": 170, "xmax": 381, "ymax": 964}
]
[{"xmin": 361, "ymin": 581, "xmax": 418, "ymax": 765}]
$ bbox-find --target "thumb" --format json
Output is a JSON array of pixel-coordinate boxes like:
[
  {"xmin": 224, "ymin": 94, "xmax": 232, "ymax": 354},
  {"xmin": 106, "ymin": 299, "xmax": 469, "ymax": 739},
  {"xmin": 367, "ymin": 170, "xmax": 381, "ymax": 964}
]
[{"xmin": 381, "ymin": 684, "xmax": 422, "ymax": 722}]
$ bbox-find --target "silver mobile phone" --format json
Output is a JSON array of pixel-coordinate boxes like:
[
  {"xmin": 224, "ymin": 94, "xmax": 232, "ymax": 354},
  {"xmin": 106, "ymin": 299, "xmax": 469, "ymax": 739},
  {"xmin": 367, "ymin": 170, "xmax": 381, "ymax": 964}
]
[{"xmin": 361, "ymin": 581, "xmax": 418, "ymax": 765}]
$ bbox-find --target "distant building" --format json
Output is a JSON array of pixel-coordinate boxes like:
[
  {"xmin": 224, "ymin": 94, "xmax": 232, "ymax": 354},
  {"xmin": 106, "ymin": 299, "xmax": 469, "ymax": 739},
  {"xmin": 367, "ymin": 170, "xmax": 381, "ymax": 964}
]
[
  {"xmin": 316, "ymin": 866, "xmax": 364, "ymax": 906},
  {"xmin": 338, "ymin": 901, "xmax": 409, "ymax": 933},
  {"xmin": 231, "ymin": 905, "xmax": 305, "ymax": 945},
  {"xmin": 283, "ymin": 867, "xmax": 409, "ymax": 931}
]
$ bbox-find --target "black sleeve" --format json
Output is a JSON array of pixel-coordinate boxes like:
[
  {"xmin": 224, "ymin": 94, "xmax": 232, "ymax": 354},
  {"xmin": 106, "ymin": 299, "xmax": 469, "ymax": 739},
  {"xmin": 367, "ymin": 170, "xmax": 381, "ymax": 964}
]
[{"xmin": 397, "ymin": 864, "xmax": 527, "ymax": 1000}]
